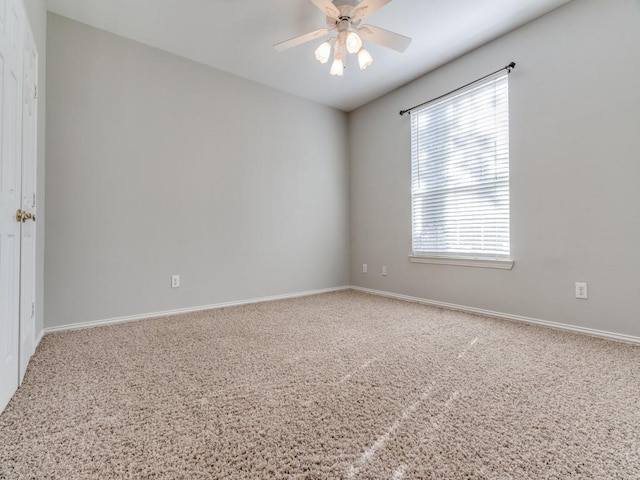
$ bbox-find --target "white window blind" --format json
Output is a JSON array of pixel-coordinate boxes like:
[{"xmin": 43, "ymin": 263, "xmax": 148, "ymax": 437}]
[{"xmin": 411, "ymin": 72, "xmax": 510, "ymax": 259}]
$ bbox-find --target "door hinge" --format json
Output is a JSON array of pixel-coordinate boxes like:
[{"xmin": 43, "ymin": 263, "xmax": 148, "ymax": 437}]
[
  {"xmin": 32, "ymin": 193, "xmax": 36, "ymax": 208},
  {"xmin": 34, "ymin": 84, "xmax": 37, "ymax": 99},
  {"xmin": 31, "ymin": 302, "xmax": 35, "ymax": 318}
]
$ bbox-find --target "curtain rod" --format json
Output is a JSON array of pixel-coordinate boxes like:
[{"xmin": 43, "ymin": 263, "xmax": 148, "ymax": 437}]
[{"xmin": 399, "ymin": 62, "xmax": 516, "ymax": 116}]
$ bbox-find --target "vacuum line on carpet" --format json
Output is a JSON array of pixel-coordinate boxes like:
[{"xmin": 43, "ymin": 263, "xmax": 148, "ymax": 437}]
[
  {"xmin": 347, "ymin": 335, "xmax": 477, "ymax": 478},
  {"xmin": 457, "ymin": 337, "xmax": 478, "ymax": 359},
  {"xmin": 390, "ymin": 390, "xmax": 461, "ymax": 478},
  {"xmin": 346, "ymin": 383, "xmax": 436, "ymax": 479},
  {"xmin": 392, "ymin": 463, "xmax": 408, "ymax": 479},
  {"xmin": 388, "ymin": 335, "xmax": 475, "ymax": 477},
  {"xmin": 337, "ymin": 358, "xmax": 378, "ymax": 384}
]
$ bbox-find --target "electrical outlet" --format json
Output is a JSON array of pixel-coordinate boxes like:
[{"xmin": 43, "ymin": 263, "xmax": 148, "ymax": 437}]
[
  {"xmin": 575, "ymin": 282, "xmax": 587, "ymax": 299},
  {"xmin": 171, "ymin": 275, "xmax": 180, "ymax": 288},
  {"xmin": 362, "ymin": 264, "xmax": 368, "ymax": 274},
  {"xmin": 382, "ymin": 265, "xmax": 387, "ymax": 276}
]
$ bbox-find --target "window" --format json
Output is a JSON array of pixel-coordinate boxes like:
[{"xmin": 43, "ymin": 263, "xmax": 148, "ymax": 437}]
[{"xmin": 410, "ymin": 71, "xmax": 512, "ymax": 269}]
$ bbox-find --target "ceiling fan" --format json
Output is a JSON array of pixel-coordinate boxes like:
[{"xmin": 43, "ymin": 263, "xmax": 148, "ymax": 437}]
[{"xmin": 274, "ymin": 0, "xmax": 411, "ymax": 76}]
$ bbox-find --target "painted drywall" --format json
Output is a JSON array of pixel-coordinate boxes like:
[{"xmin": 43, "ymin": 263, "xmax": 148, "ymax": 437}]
[
  {"xmin": 349, "ymin": 0, "xmax": 640, "ymax": 337},
  {"xmin": 23, "ymin": 0, "xmax": 46, "ymax": 339},
  {"xmin": 45, "ymin": 14, "xmax": 349, "ymax": 329}
]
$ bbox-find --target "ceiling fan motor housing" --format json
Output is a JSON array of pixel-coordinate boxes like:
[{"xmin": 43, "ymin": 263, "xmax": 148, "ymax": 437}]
[{"xmin": 327, "ymin": 7, "xmax": 362, "ymax": 28}]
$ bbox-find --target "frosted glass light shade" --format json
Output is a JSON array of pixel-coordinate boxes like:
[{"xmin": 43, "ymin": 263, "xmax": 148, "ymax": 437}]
[
  {"xmin": 346, "ymin": 32, "xmax": 363, "ymax": 54},
  {"xmin": 358, "ymin": 48, "xmax": 373, "ymax": 70},
  {"xmin": 330, "ymin": 58, "xmax": 344, "ymax": 76},
  {"xmin": 314, "ymin": 41, "xmax": 332, "ymax": 64}
]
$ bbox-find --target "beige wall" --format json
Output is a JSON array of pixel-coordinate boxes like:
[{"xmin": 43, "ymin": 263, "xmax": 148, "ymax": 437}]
[
  {"xmin": 45, "ymin": 0, "xmax": 640, "ymax": 339},
  {"xmin": 45, "ymin": 14, "xmax": 350, "ymax": 328},
  {"xmin": 349, "ymin": 0, "xmax": 640, "ymax": 337}
]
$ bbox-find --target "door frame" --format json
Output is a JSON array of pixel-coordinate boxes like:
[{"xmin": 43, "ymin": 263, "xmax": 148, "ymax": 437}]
[{"xmin": 19, "ymin": 17, "xmax": 38, "ymax": 383}]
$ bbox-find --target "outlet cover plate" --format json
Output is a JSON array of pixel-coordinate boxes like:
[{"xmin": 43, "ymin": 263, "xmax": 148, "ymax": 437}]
[{"xmin": 575, "ymin": 282, "xmax": 587, "ymax": 299}]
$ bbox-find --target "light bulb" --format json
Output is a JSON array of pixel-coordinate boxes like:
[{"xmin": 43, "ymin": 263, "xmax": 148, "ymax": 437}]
[
  {"xmin": 330, "ymin": 57, "xmax": 344, "ymax": 76},
  {"xmin": 314, "ymin": 41, "xmax": 331, "ymax": 64},
  {"xmin": 346, "ymin": 32, "xmax": 362, "ymax": 54},
  {"xmin": 358, "ymin": 48, "xmax": 373, "ymax": 70}
]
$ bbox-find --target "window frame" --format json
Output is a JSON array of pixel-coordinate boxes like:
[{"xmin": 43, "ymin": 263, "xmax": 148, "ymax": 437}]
[{"xmin": 409, "ymin": 71, "xmax": 514, "ymax": 270}]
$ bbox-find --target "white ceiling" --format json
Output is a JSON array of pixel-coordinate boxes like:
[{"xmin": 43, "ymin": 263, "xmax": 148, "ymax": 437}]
[{"xmin": 45, "ymin": 0, "xmax": 572, "ymax": 112}]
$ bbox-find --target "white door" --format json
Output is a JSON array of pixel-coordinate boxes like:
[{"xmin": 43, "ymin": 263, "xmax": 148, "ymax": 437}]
[
  {"xmin": 0, "ymin": 0, "xmax": 25, "ymax": 413},
  {"xmin": 19, "ymin": 24, "xmax": 36, "ymax": 383}
]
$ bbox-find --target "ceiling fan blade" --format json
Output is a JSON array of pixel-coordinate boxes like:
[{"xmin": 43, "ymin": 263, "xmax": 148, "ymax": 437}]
[
  {"xmin": 357, "ymin": 24, "xmax": 411, "ymax": 52},
  {"xmin": 353, "ymin": 0, "xmax": 392, "ymax": 20},
  {"xmin": 309, "ymin": 0, "xmax": 341, "ymax": 19},
  {"xmin": 274, "ymin": 28, "xmax": 330, "ymax": 52}
]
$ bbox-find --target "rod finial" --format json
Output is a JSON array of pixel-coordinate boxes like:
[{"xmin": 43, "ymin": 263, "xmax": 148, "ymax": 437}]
[{"xmin": 507, "ymin": 61, "xmax": 516, "ymax": 72}]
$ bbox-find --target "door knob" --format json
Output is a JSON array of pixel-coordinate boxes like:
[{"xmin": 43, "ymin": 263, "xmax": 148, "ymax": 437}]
[{"xmin": 16, "ymin": 209, "xmax": 36, "ymax": 223}]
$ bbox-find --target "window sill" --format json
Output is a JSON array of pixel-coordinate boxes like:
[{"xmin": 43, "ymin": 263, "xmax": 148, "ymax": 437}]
[{"xmin": 409, "ymin": 254, "xmax": 514, "ymax": 270}]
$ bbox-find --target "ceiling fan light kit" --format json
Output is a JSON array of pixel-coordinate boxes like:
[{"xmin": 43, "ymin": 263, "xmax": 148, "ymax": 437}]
[
  {"xmin": 346, "ymin": 31, "xmax": 363, "ymax": 54},
  {"xmin": 358, "ymin": 47, "xmax": 373, "ymax": 69},
  {"xmin": 315, "ymin": 40, "xmax": 332, "ymax": 63},
  {"xmin": 275, "ymin": 0, "xmax": 411, "ymax": 77},
  {"xmin": 330, "ymin": 57, "xmax": 345, "ymax": 76}
]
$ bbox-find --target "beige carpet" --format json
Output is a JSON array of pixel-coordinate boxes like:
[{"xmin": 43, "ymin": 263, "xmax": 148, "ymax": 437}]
[{"xmin": 1, "ymin": 291, "xmax": 639, "ymax": 479}]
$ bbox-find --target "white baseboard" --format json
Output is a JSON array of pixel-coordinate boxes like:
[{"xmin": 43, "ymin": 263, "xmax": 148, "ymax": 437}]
[
  {"xmin": 44, "ymin": 286, "xmax": 351, "ymax": 334},
  {"xmin": 35, "ymin": 329, "xmax": 44, "ymax": 348},
  {"xmin": 41, "ymin": 285, "xmax": 640, "ymax": 346},
  {"xmin": 350, "ymin": 286, "xmax": 640, "ymax": 345}
]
